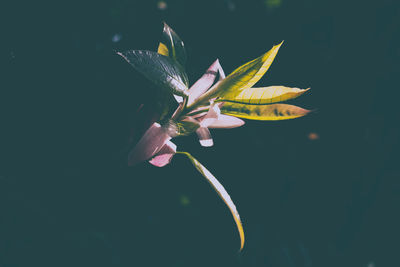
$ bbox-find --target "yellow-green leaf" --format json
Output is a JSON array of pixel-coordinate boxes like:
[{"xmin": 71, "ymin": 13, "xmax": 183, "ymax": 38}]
[
  {"xmin": 219, "ymin": 86, "xmax": 310, "ymax": 105},
  {"xmin": 177, "ymin": 151, "xmax": 245, "ymax": 251},
  {"xmin": 157, "ymin": 42, "xmax": 169, "ymax": 57},
  {"xmin": 220, "ymin": 103, "xmax": 311, "ymax": 121},
  {"xmin": 194, "ymin": 42, "xmax": 283, "ymax": 105},
  {"xmin": 176, "ymin": 118, "xmax": 200, "ymax": 136}
]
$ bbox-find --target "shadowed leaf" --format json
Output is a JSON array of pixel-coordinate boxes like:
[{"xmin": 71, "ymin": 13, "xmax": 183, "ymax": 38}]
[
  {"xmin": 117, "ymin": 50, "xmax": 189, "ymax": 96},
  {"xmin": 157, "ymin": 22, "xmax": 187, "ymax": 68}
]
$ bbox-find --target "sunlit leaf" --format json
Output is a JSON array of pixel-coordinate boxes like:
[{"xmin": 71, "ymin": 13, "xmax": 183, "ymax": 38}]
[
  {"xmin": 157, "ymin": 22, "xmax": 187, "ymax": 68},
  {"xmin": 218, "ymin": 86, "xmax": 310, "ymax": 105},
  {"xmin": 220, "ymin": 103, "xmax": 311, "ymax": 121},
  {"xmin": 177, "ymin": 152, "xmax": 245, "ymax": 251},
  {"xmin": 157, "ymin": 42, "xmax": 169, "ymax": 57},
  {"xmin": 197, "ymin": 42, "xmax": 283, "ymax": 103},
  {"xmin": 117, "ymin": 50, "xmax": 189, "ymax": 96}
]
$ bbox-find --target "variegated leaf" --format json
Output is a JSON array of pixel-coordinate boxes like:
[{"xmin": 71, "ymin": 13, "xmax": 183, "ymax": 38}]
[
  {"xmin": 220, "ymin": 103, "xmax": 311, "ymax": 121},
  {"xmin": 194, "ymin": 42, "xmax": 283, "ymax": 104},
  {"xmin": 219, "ymin": 86, "xmax": 310, "ymax": 105}
]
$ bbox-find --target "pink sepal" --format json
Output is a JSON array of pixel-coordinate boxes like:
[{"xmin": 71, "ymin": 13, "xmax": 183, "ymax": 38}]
[
  {"xmin": 128, "ymin": 122, "xmax": 171, "ymax": 166},
  {"xmin": 208, "ymin": 115, "xmax": 245, "ymax": 129},
  {"xmin": 188, "ymin": 59, "xmax": 225, "ymax": 105},
  {"xmin": 149, "ymin": 140, "xmax": 177, "ymax": 167}
]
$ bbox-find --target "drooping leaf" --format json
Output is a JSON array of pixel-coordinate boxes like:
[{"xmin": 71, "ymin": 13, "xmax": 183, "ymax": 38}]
[
  {"xmin": 157, "ymin": 22, "xmax": 187, "ymax": 68},
  {"xmin": 218, "ymin": 86, "xmax": 310, "ymax": 105},
  {"xmin": 195, "ymin": 42, "xmax": 283, "ymax": 104},
  {"xmin": 117, "ymin": 50, "xmax": 189, "ymax": 96},
  {"xmin": 220, "ymin": 103, "xmax": 311, "ymax": 121},
  {"xmin": 177, "ymin": 152, "xmax": 245, "ymax": 251}
]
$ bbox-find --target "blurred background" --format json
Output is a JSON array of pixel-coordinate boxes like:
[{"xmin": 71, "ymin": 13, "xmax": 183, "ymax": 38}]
[{"xmin": 1, "ymin": 0, "xmax": 399, "ymax": 266}]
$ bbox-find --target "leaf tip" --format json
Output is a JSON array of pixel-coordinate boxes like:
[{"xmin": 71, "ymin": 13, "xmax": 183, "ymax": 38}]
[
  {"xmin": 238, "ymin": 224, "xmax": 245, "ymax": 252},
  {"xmin": 276, "ymin": 40, "xmax": 284, "ymax": 50},
  {"xmin": 299, "ymin": 107, "xmax": 314, "ymax": 117},
  {"xmin": 299, "ymin": 87, "xmax": 311, "ymax": 95},
  {"xmin": 116, "ymin": 51, "xmax": 128, "ymax": 61}
]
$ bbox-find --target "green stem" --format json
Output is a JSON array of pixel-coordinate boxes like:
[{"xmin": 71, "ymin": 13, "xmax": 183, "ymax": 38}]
[
  {"xmin": 171, "ymin": 94, "xmax": 189, "ymax": 120},
  {"xmin": 176, "ymin": 151, "xmax": 190, "ymax": 156}
]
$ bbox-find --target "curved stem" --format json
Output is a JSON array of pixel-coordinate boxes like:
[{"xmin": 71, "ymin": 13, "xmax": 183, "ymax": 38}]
[{"xmin": 171, "ymin": 94, "xmax": 189, "ymax": 120}]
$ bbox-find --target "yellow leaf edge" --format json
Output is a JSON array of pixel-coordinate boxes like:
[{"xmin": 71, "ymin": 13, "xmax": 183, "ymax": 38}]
[
  {"xmin": 217, "ymin": 86, "xmax": 311, "ymax": 105},
  {"xmin": 176, "ymin": 151, "xmax": 245, "ymax": 251},
  {"xmin": 192, "ymin": 41, "xmax": 284, "ymax": 108}
]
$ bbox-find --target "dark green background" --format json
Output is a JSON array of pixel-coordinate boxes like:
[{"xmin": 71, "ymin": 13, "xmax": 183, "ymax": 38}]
[{"xmin": 1, "ymin": 0, "xmax": 399, "ymax": 266}]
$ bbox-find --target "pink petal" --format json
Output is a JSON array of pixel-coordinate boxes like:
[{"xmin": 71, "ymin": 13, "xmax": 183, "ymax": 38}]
[
  {"xmin": 128, "ymin": 122, "xmax": 171, "ymax": 166},
  {"xmin": 149, "ymin": 140, "xmax": 177, "ymax": 167},
  {"xmin": 216, "ymin": 61, "xmax": 226, "ymax": 80},
  {"xmin": 196, "ymin": 127, "xmax": 214, "ymax": 147},
  {"xmin": 199, "ymin": 104, "xmax": 220, "ymax": 128},
  {"xmin": 173, "ymin": 94, "xmax": 183, "ymax": 103},
  {"xmin": 188, "ymin": 59, "xmax": 224, "ymax": 105},
  {"xmin": 208, "ymin": 115, "xmax": 245, "ymax": 129}
]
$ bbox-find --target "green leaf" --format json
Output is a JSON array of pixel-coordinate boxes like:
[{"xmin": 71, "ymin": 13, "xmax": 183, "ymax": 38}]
[
  {"xmin": 197, "ymin": 42, "xmax": 283, "ymax": 103},
  {"xmin": 220, "ymin": 103, "xmax": 311, "ymax": 121},
  {"xmin": 176, "ymin": 118, "xmax": 200, "ymax": 136},
  {"xmin": 177, "ymin": 152, "xmax": 245, "ymax": 251},
  {"xmin": 117, "ymin": 50, "xmax": 189, "ymax": 96},
  {"xmin": 218, "ymin": 86, "xmax": 310, "ymax": 105},
  {"xmin": 156, "ymin": 92, "xmax": 179, "ymax": 123},
  {"xmin": 157, "ymin": 22, "xmax": 187, "ymax": 68}
]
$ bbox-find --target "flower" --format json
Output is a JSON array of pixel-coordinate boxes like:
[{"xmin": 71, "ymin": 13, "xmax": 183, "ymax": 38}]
[
  {"xmin": 117, "ymin": 22, "xmax": 312, "ymax": 251},
  {"xmin": 127, "ymin": 59, "xmax": 245, "ymax": 167}
]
